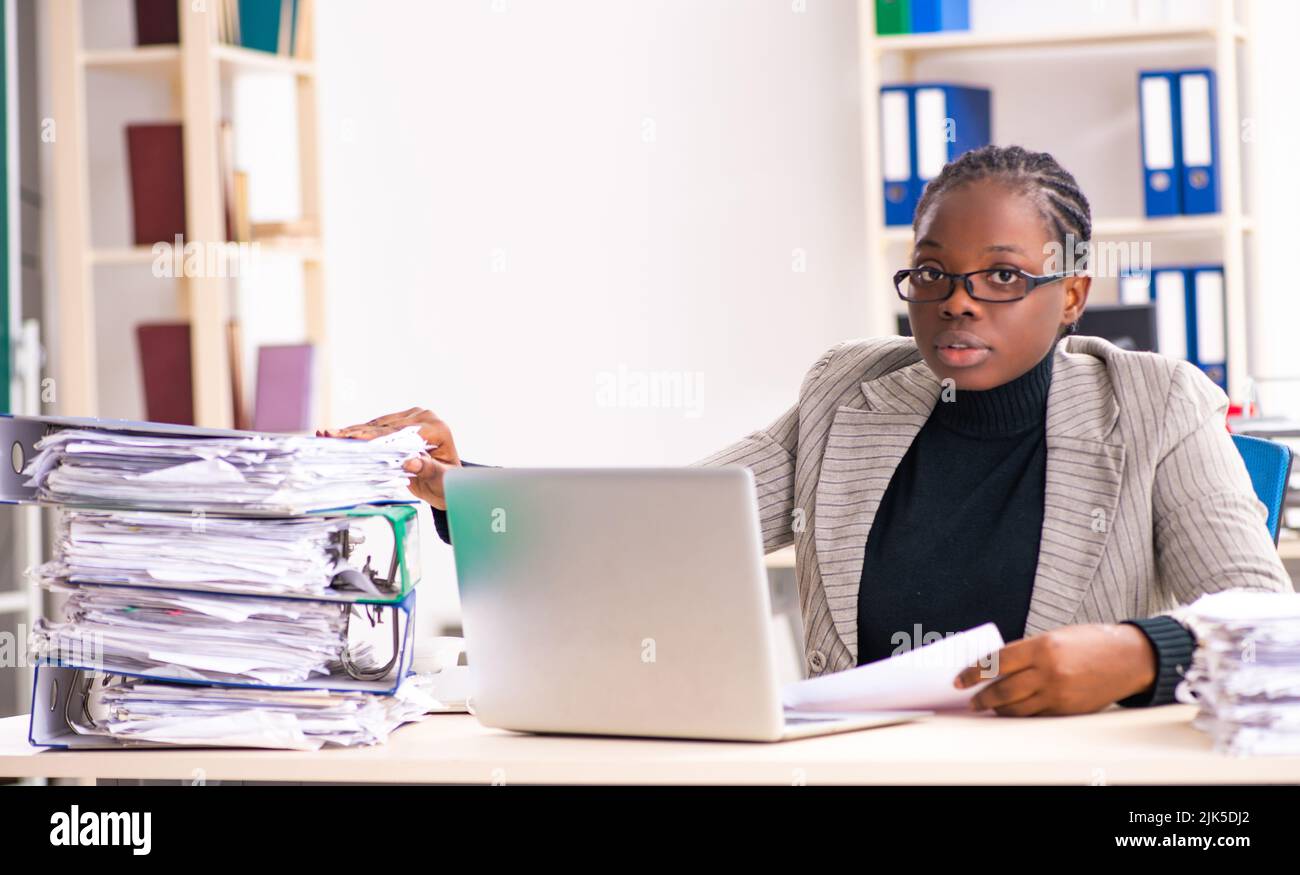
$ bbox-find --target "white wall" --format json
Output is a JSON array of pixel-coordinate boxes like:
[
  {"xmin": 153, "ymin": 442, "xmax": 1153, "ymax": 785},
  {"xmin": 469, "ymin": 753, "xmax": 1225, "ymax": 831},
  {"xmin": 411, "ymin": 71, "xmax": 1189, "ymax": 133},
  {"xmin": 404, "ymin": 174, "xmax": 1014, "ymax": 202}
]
[{"xmin": 313, "ymin": 0, "xmax": 871, "ymax": 632}]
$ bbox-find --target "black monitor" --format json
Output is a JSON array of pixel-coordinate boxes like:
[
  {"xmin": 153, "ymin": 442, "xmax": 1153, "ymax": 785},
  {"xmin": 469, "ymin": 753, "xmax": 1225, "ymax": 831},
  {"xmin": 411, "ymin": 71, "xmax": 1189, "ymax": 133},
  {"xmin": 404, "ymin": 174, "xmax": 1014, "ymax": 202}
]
[{"xmin": 895, "ymin": 303, "xmax": 1158, "ymax": 353}]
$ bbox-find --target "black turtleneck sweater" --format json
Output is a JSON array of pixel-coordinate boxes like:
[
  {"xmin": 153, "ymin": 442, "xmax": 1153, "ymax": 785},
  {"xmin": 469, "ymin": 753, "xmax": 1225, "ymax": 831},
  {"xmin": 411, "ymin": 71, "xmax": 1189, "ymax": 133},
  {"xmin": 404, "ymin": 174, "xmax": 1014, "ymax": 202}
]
[{"xmin": 854, "ymin": 347, "xmax": 1195, "ymax": 707}]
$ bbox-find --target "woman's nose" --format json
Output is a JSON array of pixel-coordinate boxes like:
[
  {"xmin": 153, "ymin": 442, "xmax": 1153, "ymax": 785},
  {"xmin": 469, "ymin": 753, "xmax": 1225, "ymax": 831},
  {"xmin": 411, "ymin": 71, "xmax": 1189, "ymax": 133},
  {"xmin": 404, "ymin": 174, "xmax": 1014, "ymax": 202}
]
[{"xmin": 940, "ymin": 279, "xmax": 981, "ymax": 319}]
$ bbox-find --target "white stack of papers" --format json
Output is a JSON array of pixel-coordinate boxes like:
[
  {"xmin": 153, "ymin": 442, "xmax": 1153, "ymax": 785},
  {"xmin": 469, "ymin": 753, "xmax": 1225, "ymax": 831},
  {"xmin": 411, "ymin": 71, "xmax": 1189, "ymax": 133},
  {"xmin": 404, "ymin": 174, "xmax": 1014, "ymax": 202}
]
[
  {"xmin": 82, "ymin": 672, "xmax": 443, "ymax": 750},
  {"xmin": 782, "ymin": 623, "xmax": 1004, "ymax": 713},
  {"xmin": 40, "ymin": 509, "xmax": 352, "ymax": 597},
  {"xmin": 1176, "ymin": 589, "xmax": 1300, "ymax": 756},
  {"xmin": 31, "ymin": 582, "xmax": 364, "ymax": 685},
  {"xmin": 22, "ymin": 427, "xmax": 426, "ymax": 514}
]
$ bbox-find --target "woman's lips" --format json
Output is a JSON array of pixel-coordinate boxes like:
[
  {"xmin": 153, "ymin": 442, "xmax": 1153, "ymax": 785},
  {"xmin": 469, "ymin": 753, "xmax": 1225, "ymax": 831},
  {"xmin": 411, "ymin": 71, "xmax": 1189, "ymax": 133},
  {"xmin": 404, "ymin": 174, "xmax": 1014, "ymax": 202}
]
[
  {"xmin": 935, "ymin": 346, "xmax": 992, "ymax": 368},
  {"xmin": 933, "ymin": 330, "xmax": 991, "ymax": 368}
]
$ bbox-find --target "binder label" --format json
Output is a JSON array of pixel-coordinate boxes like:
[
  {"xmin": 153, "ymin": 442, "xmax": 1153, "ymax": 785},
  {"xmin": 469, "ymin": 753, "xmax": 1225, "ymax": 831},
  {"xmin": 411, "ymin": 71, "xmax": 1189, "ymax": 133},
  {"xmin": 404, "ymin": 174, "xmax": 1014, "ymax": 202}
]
[
  {"xmin": 914, "ymin": 87, "xmax": 949, "ymax": 180},
  {"xmin": 1141, "ymin": 76, "xmax": 1176, "ymax": 170},
  {"xmin": 1180, "ymin": 72, "xmax": 1213, "ymax": 168},
  {"xmin": 881, "ymin": 90, "xmax": 911, "ymax": 183}
]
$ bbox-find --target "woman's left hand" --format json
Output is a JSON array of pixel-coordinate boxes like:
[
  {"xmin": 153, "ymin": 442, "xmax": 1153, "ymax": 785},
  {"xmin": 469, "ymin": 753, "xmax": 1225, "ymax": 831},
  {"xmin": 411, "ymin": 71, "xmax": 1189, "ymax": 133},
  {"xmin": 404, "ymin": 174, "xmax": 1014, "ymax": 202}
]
[{"xmin": 953, "ymin": 624, "xmax": 1158, "ymax": 716}]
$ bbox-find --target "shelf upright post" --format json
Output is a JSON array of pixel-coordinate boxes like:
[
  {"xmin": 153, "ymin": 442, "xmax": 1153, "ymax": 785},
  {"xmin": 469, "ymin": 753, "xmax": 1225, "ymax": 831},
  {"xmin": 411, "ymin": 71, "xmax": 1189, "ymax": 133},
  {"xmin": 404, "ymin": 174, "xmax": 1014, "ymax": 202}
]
[
  {"xmin": 178, "ymin": 0, "xmax": 232, "ymax": 428},
  {"xmin": 48, "ymin": 0, "xmax": 95, "ymax": 416}
]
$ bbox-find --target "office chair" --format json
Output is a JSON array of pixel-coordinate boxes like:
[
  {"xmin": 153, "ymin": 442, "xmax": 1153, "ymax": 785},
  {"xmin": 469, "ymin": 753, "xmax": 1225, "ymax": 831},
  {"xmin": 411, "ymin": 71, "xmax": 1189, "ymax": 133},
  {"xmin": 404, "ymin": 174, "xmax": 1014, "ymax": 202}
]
[{"xmin": 1232, "ymin": 433, "xmax": 1294, "ymax": 545}]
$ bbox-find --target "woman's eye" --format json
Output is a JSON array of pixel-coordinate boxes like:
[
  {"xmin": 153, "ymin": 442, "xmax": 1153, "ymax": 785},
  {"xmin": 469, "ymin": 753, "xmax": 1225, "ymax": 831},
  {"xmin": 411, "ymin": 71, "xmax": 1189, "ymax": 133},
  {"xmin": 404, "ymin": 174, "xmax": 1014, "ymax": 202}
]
[
  {"xmin": 989, "ymin": 269, "xmax": 1019, "ymax": 285},
  {"xmin": 917, "ymin": 268, "xmax": 944, "ymax": 283}
]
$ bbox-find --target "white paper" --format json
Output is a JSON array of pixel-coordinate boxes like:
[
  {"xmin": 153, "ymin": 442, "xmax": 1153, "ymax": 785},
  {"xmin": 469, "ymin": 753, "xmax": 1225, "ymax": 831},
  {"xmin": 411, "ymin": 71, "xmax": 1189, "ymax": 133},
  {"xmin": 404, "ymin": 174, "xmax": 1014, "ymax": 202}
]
[{"xmin": 781, "ymin": 623, "xmax": 1004, "ymax": 712}]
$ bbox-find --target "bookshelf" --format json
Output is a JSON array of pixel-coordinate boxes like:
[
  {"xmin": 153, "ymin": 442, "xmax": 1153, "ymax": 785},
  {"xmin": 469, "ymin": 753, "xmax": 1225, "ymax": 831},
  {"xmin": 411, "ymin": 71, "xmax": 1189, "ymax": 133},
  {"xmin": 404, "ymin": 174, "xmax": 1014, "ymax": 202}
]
[
  {"xmin": 857, "ymin": 0, "xmax": 1257, "ymax": 400},
  {"xmin": 47, "ymin": 0, "xmax": 328, "ymax": 428}
]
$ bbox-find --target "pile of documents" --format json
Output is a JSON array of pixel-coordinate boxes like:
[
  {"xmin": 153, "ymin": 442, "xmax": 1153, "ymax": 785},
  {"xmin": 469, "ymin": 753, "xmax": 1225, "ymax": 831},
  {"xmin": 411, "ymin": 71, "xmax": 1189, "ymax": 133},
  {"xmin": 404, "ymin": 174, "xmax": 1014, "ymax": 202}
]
[
  {"xmin": 22, "ymin": 426, "xmax": 426, "ymax": 513},
  {"xmin": 82, "ymin": 674, "xmax": 443, "ymax": 751},
  {"xmin": 22, "ymin": 419, "xmax": 452, "ymax": 751},
  {"xmin": 41, "ymin": 509, "xmax": 352, "ymax": 597},
  {"xmin": 32, "ymin": 581, "xmax": 360, "ymax": 685},
  {"xmin": 1176, "ymin": 590, "xmax": 1300, "ymax": 756}
]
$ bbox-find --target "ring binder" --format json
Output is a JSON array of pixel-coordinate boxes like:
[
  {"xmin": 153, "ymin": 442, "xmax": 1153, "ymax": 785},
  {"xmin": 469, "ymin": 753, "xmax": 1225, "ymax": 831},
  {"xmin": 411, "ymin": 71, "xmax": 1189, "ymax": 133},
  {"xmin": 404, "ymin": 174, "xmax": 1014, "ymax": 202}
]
[{"xmin": 36, "ymin": 585, "xmax": 419, "ymax": 692}]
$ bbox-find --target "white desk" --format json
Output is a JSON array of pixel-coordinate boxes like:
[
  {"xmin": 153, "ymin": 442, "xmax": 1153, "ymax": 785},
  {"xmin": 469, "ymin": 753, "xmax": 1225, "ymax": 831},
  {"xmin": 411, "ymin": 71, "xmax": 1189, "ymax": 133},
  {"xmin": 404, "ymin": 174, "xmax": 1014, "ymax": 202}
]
[{"xmin": 1, "ymin": 705, "xmax": 1296, "ymax": 785}]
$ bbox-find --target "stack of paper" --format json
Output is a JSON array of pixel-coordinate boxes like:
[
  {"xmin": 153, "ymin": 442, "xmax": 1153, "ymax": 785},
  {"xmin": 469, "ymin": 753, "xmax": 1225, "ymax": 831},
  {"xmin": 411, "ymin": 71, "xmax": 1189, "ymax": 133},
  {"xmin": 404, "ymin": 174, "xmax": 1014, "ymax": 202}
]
[
  {"xmin": 41, "ymin": 508, "xmax": 351, "ymax": 597},
  {"xmin": 22, "ymin": 426, "xmax": 425, "ymax": 513},
  {"xmin": 82, "ymin": 672, "xmax": 443, "ymax": 750},
  {"xmin": 1176, "ymin": 590, "xmax": 1300, "ymax": 756},
  {"xmin": 31, "ymin": 581, "xmax": 369, "ymax": 685}
]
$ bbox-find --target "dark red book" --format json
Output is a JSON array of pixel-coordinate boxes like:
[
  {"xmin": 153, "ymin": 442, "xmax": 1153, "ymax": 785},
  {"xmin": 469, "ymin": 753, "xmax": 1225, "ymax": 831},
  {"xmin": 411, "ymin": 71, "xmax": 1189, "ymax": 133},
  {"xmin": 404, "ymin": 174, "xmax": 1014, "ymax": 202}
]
[
  {"xmin": 136, "ymin": 323, "xmax": 194, "ymax": 425},
  {"xmin": 134, "ymin": 0, "xmax": 180, "ymax": 46},
  {"xmin": 126, "ymin": 123, "xmax": 187, "ymax": 246}
]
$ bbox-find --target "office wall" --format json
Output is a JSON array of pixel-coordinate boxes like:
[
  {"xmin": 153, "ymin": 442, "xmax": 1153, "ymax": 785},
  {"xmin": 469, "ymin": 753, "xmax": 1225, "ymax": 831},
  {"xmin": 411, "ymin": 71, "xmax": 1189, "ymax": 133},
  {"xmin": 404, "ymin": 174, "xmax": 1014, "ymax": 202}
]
[{"xmin": 313, "ymin": 0, "xmax": 871, "ymax": 632}]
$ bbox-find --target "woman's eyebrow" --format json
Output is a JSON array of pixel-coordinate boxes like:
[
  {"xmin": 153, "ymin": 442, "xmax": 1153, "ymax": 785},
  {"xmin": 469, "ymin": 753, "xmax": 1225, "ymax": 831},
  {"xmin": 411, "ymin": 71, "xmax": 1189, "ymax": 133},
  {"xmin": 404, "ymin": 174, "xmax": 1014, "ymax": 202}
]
[
  {"xmin": 915, "ymin": 237, "xmax": 941, "ymax": 249},
  {"xmin": 984, "ymin": 243, "xmax": 1026, "ymax": 254}
]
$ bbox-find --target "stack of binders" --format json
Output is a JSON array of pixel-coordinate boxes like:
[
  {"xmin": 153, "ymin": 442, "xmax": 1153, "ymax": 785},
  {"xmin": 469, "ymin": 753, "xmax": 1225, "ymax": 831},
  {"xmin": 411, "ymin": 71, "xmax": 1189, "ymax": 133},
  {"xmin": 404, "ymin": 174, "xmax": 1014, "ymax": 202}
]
[
  {"xmin": 0, "ymin": 414, "xmax": 459, "ymax": 751},
  {"xmin": 1176, "ymin": 590, "xmax": 1300, "ymax": 757},
  {"xmin": 1119, "ymin": 264, "xmax": 1227, "ymax": 390},
  {"xmin": 1138, "ymin": 68, "xmax": 1221, "ymax": 217},
  {"xmin": 879, "ymin": 83, "xmax": 991, "ymax": 226},
  {"xmin": 875, "ymin": 0, "xmax": 969, "ymax": 35}
]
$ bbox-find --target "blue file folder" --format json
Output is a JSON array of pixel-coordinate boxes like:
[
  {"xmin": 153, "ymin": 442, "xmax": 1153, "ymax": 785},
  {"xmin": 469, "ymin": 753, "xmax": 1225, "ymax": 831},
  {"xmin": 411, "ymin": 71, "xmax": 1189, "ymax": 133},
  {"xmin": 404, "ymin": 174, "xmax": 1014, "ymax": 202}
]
[
  {"xmin": 880, "ymin": 83, "xmax": 991, "ymax": 227},
  {"xmin": 1137, "ymin": 264, "xmax": 1227, "ymax": 391},
  {"xmin": 1138, "ymin": 71, "xmax": 1183, "ymax": 217},
  {"xmin": 1178, "ymin": 69, "xmax": 1221, "ymax": 214},
  {"xmin": 910, "ymin": 0, "xmax": 969, "ymax": 32}
]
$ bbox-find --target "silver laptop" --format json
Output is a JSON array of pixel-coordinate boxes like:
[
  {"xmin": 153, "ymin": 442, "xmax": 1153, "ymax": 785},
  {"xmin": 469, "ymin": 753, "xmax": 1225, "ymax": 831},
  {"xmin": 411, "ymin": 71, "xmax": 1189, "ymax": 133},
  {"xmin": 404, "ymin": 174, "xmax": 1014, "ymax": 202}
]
[{"xmin": 443, "ymin": 467, "xmax": 926, "ymax": 742}]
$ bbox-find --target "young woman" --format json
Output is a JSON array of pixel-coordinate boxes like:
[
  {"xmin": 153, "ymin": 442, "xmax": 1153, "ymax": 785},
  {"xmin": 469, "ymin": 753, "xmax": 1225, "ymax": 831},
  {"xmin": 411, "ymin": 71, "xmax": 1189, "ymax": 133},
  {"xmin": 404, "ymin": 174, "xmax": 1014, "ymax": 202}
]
[{"xmin": 326, "ymin": 145, "xmax": 1290, "ymax": 717}]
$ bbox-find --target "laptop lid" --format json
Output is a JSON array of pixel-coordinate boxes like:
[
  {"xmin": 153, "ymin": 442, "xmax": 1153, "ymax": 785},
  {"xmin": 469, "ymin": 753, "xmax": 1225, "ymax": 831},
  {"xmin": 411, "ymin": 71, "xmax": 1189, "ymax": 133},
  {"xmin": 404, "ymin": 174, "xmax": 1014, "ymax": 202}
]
[{"xmin": 444, "ymin": 467, "xmax": 787, "ymax": 741}]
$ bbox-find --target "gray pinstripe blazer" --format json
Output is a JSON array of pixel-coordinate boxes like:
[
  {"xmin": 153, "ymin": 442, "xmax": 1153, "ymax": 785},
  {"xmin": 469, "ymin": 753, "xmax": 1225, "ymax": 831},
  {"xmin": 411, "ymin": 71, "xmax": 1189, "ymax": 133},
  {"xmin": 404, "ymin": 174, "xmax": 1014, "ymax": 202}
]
[{"xmin": 694, "ymin": 334, "xmax": 1293, "ymax": 679}]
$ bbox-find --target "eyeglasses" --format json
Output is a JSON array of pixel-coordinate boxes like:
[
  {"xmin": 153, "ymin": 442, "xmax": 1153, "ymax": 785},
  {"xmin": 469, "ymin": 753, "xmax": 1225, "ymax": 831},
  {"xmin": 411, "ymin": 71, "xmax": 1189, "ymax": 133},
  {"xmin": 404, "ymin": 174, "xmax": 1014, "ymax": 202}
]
[{"xmin": 893, "ymin": 266, "xmax": 1074, "ymax": 303}]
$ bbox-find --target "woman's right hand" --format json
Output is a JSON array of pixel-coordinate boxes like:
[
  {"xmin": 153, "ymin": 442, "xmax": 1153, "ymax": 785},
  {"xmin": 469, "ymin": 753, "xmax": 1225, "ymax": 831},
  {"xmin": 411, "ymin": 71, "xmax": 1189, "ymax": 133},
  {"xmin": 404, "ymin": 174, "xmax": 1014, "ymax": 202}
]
[{"xmin": 319, "ymin": 407, "xmax": 461, "ymax": 510}]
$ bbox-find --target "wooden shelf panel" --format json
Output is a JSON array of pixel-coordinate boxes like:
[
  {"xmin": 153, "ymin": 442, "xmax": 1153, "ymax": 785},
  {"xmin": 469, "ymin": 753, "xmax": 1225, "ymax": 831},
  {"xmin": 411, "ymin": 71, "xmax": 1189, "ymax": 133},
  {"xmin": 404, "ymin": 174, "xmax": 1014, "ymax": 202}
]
[
  {"xmin": 89, "ymin": 239, "xmax": 322, "ymax": 266},
  {"xmin": 212, "ymin": 44, "xmax": 315, "ymax": 76},
  {"xmin": 871, "ymin": 22, "xmax": 1245, "ymax": 54},
  {"xmin": 80, "ymin": 45, "xmax": 180, "ymax": 72},
  {"xmin": 79, "ymin": 44, "xmax": 314, "ymax": 77}
]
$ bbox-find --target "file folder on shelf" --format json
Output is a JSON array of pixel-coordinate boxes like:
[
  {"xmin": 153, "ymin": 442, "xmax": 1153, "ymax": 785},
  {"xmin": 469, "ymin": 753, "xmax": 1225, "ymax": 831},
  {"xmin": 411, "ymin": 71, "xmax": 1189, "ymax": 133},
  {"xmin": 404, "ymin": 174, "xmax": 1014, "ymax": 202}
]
[
  {"xmin": 1188, "ymin": 265, "xmax": 1227, "ymax": 390},
  {"xmin": 1151, "ymin": 266, "xmax": 1188, "ymax": 360},
  {"xmin": 1138, "ymin": 71, "xmax": 1183, "ymax": 217},
  {"xmin": 909, "ymin": 0, "xmax": 968, "ymax": 33},
  {"xmin": 1129, "ymin": 264, "xmax": 1228, "ymax": 391},
  {"xmin": 1178, "ymin": 69, "xmax": 1221, "ymax": 215},
  {"xmin": 875, "ymin": 0, "xmax": 911, "ymax": 35},
  {"xmin": 880, "ymin": 86, "xmax": 916, "ymax": 226},
  {"xmin": 879, "ymin": 83, "xmax": 991, "ymax": 227}
]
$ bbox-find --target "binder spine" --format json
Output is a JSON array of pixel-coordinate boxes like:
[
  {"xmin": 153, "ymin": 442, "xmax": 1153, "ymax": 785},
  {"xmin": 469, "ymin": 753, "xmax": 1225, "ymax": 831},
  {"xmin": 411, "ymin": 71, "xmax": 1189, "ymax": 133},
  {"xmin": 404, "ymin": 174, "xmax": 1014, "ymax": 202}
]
[
  {"xmin": 880, "ymin": 86, "xmax": 916, "ymax": 226},
  {"xmin": 1139, "ymin": 71, "xmax": 1183, "ymax": 217},
  {"xmin": 1179, "ymin": 69, "xmax": 1221, "ymax": 215},
  {"xmin": 1189, "ymin": 265, "xmax": 1227, "ymax": 389},
  {"xmin": 910, "ymin": 0, "xmax": 969, "ymax": 32}
]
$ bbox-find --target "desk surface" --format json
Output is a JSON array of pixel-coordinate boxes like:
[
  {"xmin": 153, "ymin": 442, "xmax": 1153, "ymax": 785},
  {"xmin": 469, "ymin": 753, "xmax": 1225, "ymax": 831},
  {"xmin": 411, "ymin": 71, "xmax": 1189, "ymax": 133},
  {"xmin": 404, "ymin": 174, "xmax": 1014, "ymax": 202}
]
[{"xmin": 0, "ymin": 705, "xmax": 1296, "ymax": 785}]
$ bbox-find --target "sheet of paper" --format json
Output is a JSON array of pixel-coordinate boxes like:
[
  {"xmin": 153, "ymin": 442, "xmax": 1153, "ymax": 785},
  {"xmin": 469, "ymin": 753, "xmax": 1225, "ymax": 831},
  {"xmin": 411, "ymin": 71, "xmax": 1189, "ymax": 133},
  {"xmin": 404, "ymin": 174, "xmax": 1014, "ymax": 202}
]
[{"xmin": 782, "ymin": 622, "xmax": 1005, "ymax": 712}]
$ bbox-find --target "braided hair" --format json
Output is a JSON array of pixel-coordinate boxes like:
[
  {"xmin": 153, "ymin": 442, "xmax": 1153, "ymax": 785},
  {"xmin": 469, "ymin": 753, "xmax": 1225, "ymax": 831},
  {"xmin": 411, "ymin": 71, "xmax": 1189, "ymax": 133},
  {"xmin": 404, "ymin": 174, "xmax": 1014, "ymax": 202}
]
[{"xmin": 912, "ymin": 144, "xmax": 1091, "ymax": 337}]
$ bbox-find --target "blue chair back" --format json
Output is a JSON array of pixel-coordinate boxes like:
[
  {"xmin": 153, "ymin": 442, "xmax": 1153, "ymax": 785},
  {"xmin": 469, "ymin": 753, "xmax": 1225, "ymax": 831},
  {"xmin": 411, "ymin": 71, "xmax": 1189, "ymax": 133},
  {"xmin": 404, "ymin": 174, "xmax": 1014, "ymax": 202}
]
[{"xmin": 1232, "ymin": 433, "xmax": 1293, "ymax": 545}]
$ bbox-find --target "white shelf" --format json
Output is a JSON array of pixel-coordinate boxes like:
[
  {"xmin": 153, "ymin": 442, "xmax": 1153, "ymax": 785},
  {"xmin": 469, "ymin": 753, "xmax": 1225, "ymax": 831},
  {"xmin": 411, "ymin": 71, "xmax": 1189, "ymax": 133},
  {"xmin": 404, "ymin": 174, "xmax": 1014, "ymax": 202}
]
[
  {"xmin": 871, "ymin": 22, "xmax": 1245, "ymax": 54},
  {"xmin": 880, "ymin": 214, "xmax": 1254, "ymax": 246}
]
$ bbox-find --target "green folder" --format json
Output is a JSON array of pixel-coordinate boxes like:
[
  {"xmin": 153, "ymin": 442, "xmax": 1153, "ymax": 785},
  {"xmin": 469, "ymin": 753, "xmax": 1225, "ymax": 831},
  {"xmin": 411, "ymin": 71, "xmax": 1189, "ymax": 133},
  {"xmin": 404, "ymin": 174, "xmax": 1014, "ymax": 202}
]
[
  {"xmin": 876, "ymin": 0, "xmax": 911, "ymax": 34},
  {"xmin": 238, "ymin": 0, "xmax": 281, "ymax": 54}
]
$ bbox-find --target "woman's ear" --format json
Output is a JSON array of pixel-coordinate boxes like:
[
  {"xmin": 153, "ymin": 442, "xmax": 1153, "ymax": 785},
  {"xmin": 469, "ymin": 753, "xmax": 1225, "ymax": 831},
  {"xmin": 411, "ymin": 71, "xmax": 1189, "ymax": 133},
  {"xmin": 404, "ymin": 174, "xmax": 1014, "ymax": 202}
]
[{"xmin": 1062, "ymin": 274, "xmax": 1091, "ymax": 329}]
